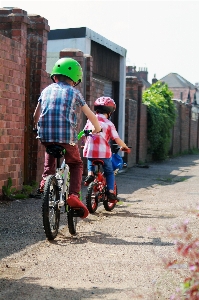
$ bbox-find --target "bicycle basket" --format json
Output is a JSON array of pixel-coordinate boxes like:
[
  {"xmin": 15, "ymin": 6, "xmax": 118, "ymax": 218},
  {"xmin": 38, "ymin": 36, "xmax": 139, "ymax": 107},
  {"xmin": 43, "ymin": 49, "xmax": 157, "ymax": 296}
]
[{"xmin": 111, "ymin": 153, "xmax": 123, "ymax": 171}]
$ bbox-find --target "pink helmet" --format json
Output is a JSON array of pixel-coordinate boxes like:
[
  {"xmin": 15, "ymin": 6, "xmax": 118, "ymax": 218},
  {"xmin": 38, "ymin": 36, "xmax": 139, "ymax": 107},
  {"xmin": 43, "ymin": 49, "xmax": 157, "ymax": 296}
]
[{"xmin": 94, "ymin": 97, "xmax": 116, "ymax": 114}]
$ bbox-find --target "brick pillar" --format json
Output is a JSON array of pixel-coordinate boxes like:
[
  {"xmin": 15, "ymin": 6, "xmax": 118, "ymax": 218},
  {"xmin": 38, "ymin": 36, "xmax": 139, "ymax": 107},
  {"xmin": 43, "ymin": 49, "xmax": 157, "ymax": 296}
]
[
  {"xmin": 0, "ymin": 8, "xmax": 30, "ymax": 45},
  {"xmin": 137, "ymin": 68, "xmax": 148, "ymax": 81},
  {"xmin": 26, "ymin": 15, "xmax": 50, "ymax": 184},
  {"xmin": 125, "ymin": 99, "xmax": 137, "ymax": 166},
  {"xmin": 0, "ymin": 8, "xmax": 30, "ymax": 190},
  {"xmin": 126, "ymin": 76, "xmax": 140, "ymax": 102}
]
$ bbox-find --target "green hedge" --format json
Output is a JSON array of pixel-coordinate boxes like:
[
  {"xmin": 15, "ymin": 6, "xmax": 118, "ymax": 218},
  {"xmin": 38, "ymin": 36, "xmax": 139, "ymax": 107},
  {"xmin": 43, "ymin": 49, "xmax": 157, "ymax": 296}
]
[{"xmin": 142, "ymin": 81, "xmax": 176, "ymax": 160}]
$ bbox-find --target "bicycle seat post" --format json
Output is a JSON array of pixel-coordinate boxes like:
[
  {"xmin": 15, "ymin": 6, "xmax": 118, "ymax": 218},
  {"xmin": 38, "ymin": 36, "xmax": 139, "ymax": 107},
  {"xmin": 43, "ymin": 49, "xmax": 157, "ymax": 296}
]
[{"xmin": 57, "ymin": 156, "xmax": 61, "ymax": 168}]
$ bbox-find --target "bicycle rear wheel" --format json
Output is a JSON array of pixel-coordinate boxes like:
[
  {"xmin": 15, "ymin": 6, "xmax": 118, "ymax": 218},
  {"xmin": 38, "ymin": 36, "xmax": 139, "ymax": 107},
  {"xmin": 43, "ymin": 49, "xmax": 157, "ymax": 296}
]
[
  {"xmin": 67, "ymin": 209, "xmax": 77, "ymax": 235},
  {"xmin": 103, "ymin": 182, "xmax": 117, "ymax": 211},
  {"xmin": 42, "ymin": 175, "xmax": 60, "ymax": 240},
  {"xmin": 86, "ymin": 182, "xmax": 99, "ymax": 213}
]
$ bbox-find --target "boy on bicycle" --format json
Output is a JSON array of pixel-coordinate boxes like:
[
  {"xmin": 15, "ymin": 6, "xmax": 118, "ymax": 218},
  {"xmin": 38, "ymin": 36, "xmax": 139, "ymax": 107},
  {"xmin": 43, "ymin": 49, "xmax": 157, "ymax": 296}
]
[
  {"xmin": 33, "ymin": 57, "xmax": 101, "ymax": 218},
  {"xmin": 83, "ymin": 97, "xmax": 130, "ymax": 201}
]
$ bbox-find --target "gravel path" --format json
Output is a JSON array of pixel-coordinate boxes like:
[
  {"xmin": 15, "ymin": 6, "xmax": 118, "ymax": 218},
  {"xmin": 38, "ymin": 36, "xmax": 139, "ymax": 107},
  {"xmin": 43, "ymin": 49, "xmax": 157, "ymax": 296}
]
[{"xmin": 0, "ymin": 154, "xmax": 199, "ymax": 300}]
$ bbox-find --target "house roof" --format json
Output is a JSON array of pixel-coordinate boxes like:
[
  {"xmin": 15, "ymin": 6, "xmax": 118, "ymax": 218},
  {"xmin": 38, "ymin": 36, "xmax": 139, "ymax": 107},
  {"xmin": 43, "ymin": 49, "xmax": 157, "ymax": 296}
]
[
  {"xmin": 126, "ymin": 68, "xmax": 151, "ymax": 87},
  {"xmin": 140, "ymin": 78, "xmax": 151, "ymax": 88},
  {"xmin": 160, "ymin": 73, "xmax": 195, "ymax": 89},
  {"xmin": 48, "ymin": 27, "xmax": 127, "ymax": 57}
]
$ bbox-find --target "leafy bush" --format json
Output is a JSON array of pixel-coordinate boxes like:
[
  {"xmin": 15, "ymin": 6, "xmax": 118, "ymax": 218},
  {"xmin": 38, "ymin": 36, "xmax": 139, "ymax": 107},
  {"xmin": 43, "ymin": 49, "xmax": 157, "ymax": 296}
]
[
  {"xmin": 165, "ymin": 209, "xmax": 199, "ymax": 299},
  {"xmin": 143, "ymin": 81, "xmax": 176, "ymax": 160}
]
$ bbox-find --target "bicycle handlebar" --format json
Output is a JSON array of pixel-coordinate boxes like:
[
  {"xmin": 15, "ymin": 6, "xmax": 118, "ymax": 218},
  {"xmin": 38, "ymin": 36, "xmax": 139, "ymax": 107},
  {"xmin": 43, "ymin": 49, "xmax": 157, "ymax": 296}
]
[
  {"xmin": 78, "ymin": 131, "xmax": 132, "ymax": 153},
  {"xmin": 112, "ymin": 144, "xmax": 132, "ymax": 154},
  {"xmin": 77, "ymin": 129, "xmax": 92, "ymax": 140}
]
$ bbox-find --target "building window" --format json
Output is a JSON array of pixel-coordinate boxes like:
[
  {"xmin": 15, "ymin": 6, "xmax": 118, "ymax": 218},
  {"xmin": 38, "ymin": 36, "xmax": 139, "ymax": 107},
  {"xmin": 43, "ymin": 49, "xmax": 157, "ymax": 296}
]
[{"xmin": 180, "ymin": 92, "xmax": 183, "ymax": 100}]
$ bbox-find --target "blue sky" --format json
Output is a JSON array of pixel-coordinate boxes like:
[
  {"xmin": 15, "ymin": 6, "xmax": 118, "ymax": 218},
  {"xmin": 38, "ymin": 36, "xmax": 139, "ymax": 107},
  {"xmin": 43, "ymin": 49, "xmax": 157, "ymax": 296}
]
[{"xmin": 1, "ymin": 0, "xmax": 199, "ymax": 84}]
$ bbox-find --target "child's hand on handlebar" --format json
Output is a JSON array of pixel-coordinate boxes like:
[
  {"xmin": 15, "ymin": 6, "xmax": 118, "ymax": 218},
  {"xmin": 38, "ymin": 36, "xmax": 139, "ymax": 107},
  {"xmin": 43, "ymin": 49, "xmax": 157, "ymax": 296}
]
[{"xmin": 121, "ymin": 146, "xmax": 131, "ymax": 153}]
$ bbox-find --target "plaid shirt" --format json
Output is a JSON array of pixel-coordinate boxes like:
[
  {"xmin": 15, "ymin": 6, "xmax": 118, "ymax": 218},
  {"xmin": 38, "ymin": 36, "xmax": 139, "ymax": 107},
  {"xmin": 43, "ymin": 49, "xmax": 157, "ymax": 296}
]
[
  {"xmin": 83, "ymin": 114, "xmax": 119, "ymax": 158},
  {"xmin": 37, "ymin": 82, "xmax": 85, "ymax": 143}
]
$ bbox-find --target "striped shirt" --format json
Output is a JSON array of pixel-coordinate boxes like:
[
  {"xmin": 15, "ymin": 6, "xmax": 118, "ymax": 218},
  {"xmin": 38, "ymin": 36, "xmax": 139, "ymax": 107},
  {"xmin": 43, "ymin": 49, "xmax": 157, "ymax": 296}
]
[
  {"xmin": 37, "ymin": 82, "xmax": 86, "ymax": 143},
  {"xmin": 83, "ymin": 114, "xmax": 119, "ymax": 158}
]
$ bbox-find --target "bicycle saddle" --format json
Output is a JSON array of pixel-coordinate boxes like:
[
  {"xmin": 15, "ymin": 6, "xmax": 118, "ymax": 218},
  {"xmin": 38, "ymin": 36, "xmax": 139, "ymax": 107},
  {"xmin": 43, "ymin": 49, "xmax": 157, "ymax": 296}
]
[
  {"xmin": 92, "ymin": 159, "xmax": 104, "ymax": 166},
  {"xmin": 46, "ymin": 145, "xmax": 66, "ymax": 158}
]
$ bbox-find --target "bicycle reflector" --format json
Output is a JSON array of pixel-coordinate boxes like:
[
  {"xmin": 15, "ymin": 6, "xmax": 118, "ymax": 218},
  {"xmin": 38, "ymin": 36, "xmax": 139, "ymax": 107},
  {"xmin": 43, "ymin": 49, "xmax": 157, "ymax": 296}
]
[{"xmin": 111, "ymin": 153, "xmax": 123, "ymax": 171}]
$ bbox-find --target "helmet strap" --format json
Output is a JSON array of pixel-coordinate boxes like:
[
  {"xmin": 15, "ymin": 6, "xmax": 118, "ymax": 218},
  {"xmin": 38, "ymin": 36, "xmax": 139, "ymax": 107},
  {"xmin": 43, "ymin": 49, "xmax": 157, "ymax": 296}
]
[
  {"xmin": 73, "ymin": 79, "xmax": 81, "ymax": 87},
  {"xmin": 107, "ymin": 112, "xmax": 112, "ymax": 120}
]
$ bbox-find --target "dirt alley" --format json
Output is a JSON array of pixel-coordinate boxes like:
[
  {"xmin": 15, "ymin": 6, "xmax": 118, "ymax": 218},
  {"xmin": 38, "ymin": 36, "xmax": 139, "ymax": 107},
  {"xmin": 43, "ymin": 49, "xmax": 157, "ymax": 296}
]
[{"xmin": 0, "ymin": 154, "xmax": 199, "ymax": 300}]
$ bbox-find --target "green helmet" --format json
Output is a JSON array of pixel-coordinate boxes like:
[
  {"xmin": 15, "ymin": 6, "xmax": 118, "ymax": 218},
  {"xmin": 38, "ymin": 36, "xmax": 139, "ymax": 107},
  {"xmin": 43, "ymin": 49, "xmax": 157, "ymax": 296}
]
[{"xmin": 51, "ymin": 57, "xmax": 83, "ymax": 86}]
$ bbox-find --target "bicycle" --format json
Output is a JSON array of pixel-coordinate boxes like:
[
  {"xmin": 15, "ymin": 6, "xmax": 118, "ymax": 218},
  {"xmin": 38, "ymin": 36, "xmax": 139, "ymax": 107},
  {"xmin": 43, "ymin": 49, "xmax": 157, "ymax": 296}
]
[
  {"xmin": 78, "ymin": 130, "xmax": 130, "ymax": 214},
  {"xmin": 41, "ymin": 144, "xmax": 85, "ymax": 240}
]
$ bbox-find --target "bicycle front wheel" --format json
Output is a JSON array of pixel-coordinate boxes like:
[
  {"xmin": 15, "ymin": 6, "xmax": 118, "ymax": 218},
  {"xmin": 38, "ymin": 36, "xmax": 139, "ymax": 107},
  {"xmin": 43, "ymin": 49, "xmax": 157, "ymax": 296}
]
[
  {"xmin": 42, "ymin": 175, "xmax": 60, "ymax": 240},
  {"xmin": 103, "ymin": 182, "xmax": 117, "ymax": 211},
  {"xmin": 86, "ymin": 182, "xmax": 99, "ymax": 213}
]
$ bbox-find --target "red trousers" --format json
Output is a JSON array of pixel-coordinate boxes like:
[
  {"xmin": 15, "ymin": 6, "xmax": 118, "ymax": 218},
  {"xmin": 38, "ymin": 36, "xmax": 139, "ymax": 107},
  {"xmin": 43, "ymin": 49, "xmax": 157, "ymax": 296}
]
[{"xmin": 41, "ymin": 142, "xmax": 83, "ymax": 196}]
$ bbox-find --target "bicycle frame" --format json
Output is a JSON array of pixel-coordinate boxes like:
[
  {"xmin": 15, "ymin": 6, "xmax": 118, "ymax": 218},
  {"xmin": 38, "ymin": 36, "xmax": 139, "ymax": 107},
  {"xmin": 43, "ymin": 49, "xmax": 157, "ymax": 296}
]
[
  {"xmin": 92, "ymin": 164, "xmax": 106, "ymax": 193},
  {"xmin": 55, "ymin": 160, "xmax": 70, "ymax": 208}
]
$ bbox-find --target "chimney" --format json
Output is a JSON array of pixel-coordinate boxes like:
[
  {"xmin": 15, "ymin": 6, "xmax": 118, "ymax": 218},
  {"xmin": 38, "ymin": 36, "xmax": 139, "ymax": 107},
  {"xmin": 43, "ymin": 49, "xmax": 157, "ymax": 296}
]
[
  {"xmin": 152, "ymin": 74, "xmax": 158, "ymax": 84},
  {"xmin": 126, "ymin": 65, "xmax": 136, "ymax": 76},
  {"xmin": 137, "ymin": 67, "xmax": 148, "ymax": 81}
]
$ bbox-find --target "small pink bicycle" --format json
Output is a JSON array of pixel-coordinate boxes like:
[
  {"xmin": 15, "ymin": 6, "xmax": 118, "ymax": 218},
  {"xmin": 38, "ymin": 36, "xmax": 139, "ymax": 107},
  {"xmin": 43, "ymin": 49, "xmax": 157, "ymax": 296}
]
[
  {"xmin": 85, "ymin": 146, "xmax": 129, "ymax": 213},
  {"xmin": 78, "ymin": 130, "xmax": 130, "ymax": 214}
]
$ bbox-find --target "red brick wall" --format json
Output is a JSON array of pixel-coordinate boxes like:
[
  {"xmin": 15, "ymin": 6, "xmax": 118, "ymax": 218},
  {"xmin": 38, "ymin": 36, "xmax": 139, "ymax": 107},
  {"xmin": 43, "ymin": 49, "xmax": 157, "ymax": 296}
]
[
  {"xmin": 170, "ymin": 101, "xmax": 199, "ymax": 155},
  {"xmin": 180, "ymin": 104, "xmax": 190, "ymax": 152},
  {"xmin": 0, "ymin": 33, "xmax": 26, "ymax": 190},
  {"xmin": 138, "ymin": 103, "xmax": 148, "ymax": 162},
  {"xmin": 171, "ymin": 102, "xmax": 181, "ymax": 155},
  {"xmin": 125, "ymin": 99, "xmax": 137, "ymax": 166},
  {"xmin": 0, "ymin": 7, "xmax": 50, "ymax": 193},
  {"xmin": 125, "ymin": 76, "xmax": 149, "ymax": 165},
  {"xmin": 190, "ymin": 119, "xmax": 198, "ymax": 149}
]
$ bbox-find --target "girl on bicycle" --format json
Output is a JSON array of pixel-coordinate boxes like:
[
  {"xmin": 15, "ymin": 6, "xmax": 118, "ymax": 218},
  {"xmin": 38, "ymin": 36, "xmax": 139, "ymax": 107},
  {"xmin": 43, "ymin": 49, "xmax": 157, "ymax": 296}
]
[{"xmin": 83, "ymin": 97, "xmax": 130, "ymax": 201}]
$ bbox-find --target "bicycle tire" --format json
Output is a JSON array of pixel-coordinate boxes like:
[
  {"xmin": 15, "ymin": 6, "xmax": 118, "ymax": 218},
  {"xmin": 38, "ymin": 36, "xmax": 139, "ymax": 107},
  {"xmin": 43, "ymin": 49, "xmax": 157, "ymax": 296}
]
[
  {"xmin": 67, "ymin": 209, "xmax": 77, "ymax": 235},
  {"xmin": 103, "ymin": 182, "xmax": 117, "ymax": 211},
  {"xmin": 42, "ymin": 175, "xmax": 60, "ymax": 240},
  {"xmin": 86, "ymin": 182, "xmax": 99, "ymax": 213}
]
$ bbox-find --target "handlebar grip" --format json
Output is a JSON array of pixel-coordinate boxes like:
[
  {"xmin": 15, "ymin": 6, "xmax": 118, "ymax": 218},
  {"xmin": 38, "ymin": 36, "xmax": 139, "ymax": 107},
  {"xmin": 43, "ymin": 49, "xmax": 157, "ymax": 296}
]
[
  {"xmin": 121, "ymin": 147, "xmax": 131, "ymax": 153},
  {"xmin": 78, "ymin": 129, "xmax": 93, "ymax": 140}
]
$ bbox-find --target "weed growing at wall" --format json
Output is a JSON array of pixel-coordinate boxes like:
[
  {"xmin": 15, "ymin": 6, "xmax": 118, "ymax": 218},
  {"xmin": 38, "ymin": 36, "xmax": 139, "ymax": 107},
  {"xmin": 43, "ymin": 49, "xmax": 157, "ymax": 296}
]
[
  {"xmin": 1, "ymin": 177, "xmax": 37, "ymax": 200},
  {"xmin": 143, "ymin": 81, "xmax": 176, "ymax": 160}
]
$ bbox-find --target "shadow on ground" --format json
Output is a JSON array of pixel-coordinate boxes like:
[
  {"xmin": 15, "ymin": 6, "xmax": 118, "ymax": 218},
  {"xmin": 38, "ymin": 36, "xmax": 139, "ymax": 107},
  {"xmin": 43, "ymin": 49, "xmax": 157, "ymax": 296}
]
[
  {"xmin": 0, "ymin": 154, "xmax": 198, "ymax": 260},
  {"xmin": 0, "ymin": 278, "xmax": 143, "ymax": 300}
]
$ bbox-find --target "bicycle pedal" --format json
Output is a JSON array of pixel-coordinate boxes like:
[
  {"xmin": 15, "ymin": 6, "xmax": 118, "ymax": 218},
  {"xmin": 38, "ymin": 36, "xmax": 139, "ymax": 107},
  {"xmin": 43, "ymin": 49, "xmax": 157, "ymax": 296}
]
[{"xmin": 58, "ymin": 200, "xmax": 65, "ymax": 207}]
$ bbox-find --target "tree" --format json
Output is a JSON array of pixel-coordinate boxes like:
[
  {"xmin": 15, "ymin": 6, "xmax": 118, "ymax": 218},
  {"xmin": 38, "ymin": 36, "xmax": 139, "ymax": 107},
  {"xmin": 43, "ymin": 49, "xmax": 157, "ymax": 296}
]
[{"xmin": 142, "ymin": 81, "xmax": 176, "ymax": 160}]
